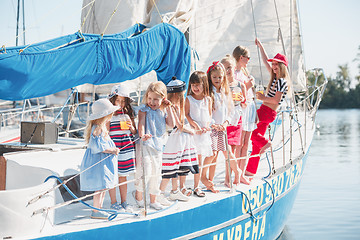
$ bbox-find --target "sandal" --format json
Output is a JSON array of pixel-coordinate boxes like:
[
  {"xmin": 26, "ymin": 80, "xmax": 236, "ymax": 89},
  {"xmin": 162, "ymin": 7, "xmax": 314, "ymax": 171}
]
[
  {"xmin": 181, "ymin": 187, "xmax": 192, "ymax": 197},
  {"xmin": 193, "ymin": 187, "xmax": 205, "ymax": 197}
]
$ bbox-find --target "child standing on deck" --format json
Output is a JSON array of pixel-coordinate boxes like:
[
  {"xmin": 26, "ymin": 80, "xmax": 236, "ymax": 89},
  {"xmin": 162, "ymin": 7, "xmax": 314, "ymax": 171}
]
[
  {"xmin": 246, "ymin": 38, "xmax": 289, "ymax": 175},
  {"xmin": 80, "ymin": 99, "xmax": 120, "ymax": 219},
  {"xmin": 107, "ymin": 85, "xmax": 137, "ymax": 212},
  {"xmin": 185, "ymin": 71, "xmax": 212, "ymax": 197},
  {"xmin": 203, "ymin": 62, "xmax": 240, "ymax": 193},
  {"xmin": 233, "ymin": 46, "xmax": 257, "ymax": 182},
  {"xmin": 134, "ymin": 82, "xmax": 175, "ymax": 210},
  {"xmin": 220, "ymin": 55, "xmax": 249, "ymax": 186},
  {"xmin": 158, "ymin": 78, "xmax": 199, "ymax": 205}
]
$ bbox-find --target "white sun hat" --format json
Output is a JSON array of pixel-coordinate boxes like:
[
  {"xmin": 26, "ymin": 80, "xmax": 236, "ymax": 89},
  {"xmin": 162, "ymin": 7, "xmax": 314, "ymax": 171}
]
[
  {"xmin": 88, "ymin": 98, "xmax": 120, "ymax": 121},
  {"xmin": 108, "ymin": 84, "xmax": 135, "ymax": 102}
]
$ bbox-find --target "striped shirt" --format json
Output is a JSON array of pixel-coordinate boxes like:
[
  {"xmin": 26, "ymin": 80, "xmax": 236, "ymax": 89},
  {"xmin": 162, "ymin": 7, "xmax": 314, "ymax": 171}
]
[{"xmin": 266, "ymin": 78, "xmax": 288, "ymax": 104}]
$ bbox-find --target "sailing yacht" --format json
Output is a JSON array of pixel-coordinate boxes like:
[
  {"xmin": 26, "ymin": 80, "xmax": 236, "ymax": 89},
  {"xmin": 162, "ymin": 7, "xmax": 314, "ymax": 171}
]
[{"xmin": 0, "ymin": 0, "xmax": 327, "ymax": 239}]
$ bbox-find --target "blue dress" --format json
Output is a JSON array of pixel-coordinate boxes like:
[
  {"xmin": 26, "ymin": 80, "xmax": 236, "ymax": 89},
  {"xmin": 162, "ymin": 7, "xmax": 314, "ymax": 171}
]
[
  {"xmin": 80, "ymin": 126, "xmax": 118, "ymax": 191},
  {"xmin": 139, "ymin": 104, "xmax": 166, "ymax": 152}
]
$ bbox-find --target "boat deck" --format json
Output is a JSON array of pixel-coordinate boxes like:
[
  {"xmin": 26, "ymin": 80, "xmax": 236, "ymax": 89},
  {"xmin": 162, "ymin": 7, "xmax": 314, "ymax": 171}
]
[{"xmin": 2, "ymin": 111, "xmax": 314, "ymax": 239}]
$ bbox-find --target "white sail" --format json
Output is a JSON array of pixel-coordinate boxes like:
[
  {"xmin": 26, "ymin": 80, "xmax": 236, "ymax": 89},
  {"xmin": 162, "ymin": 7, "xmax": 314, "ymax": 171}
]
[{"xmin": 80, "ymin": 0, "xmax": 306, "ymax": 91}]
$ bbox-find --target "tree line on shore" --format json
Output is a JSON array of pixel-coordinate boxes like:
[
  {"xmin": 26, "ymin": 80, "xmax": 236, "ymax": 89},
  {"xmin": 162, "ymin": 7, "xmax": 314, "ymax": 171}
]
[{"xmin": 307, "ymin": 46, "xmax": 360, "ymax": 109}]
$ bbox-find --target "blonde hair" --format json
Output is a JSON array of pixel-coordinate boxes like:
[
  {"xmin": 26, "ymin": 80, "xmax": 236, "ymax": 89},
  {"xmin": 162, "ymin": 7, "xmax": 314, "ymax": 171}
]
[
  {"xmin": 142, "ymin": 81, "xmax": 167, "ymax": 109},
  {"xmin": 221, "ymin": 54, "xmax": 236, "ymax": 67},
  {"xmin": 84, "ymin": 115, "xmax": 111, "ymax": 144},
  {"xmin": 232, "ymin": 46, "xmax": 250, "ymax": 62},
  {"xmin": 266, "ymin": 62, "xmax": 292, "ymax": 97},
  {"xmin": 187, "ymin": 71, "xmax": 209, "ymax": 97},
  {"xmin": 207, "ymin": 63, "xmax": 231, "ymax": 111}
]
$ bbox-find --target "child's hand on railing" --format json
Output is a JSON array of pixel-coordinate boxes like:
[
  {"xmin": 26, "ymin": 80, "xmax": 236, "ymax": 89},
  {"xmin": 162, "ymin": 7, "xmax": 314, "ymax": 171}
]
[{"xmin": 141, "ymin": 134, "xmax": 152, "ymax": 141}]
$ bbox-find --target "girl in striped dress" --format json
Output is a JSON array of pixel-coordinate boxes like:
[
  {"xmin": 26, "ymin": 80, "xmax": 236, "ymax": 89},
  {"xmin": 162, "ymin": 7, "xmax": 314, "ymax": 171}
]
[
  {"xmin": 107, "ymin": 85, "xmax": 137, "ymax": 212},
  {"xmin": 246, "ymin": 38, "xmax": 289, "ymax": 175},
  {"xmin": 158, "ymin": 78, "xmax": 199, "ymax": 204}
]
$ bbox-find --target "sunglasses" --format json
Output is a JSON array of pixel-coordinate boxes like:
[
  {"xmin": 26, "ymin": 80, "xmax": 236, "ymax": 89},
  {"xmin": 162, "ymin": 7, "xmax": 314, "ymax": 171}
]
[{"xmin": 242, "ymin": 55, "xmax": 250, "ymax": 60}]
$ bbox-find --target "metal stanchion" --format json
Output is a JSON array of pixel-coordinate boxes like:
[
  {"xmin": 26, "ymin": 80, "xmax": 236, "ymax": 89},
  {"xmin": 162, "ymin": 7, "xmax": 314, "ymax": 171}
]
[
  {"xmin": 224, "ymin": 131, "xmax": 233, "ymax": 193},
  {"xmin": 267, "ymin": 125, "xmax": 276, "ymax": 174}
]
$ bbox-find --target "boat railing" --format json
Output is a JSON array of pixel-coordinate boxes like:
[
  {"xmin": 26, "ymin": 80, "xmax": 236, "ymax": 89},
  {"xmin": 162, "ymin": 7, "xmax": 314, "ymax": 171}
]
[
  {"xmin": 28, "ymin": 69, "xmax": 329, "ymax": 220},
  {"xmin": 0, "ymin": 100, "xmax": 90, "ymax": 138}
]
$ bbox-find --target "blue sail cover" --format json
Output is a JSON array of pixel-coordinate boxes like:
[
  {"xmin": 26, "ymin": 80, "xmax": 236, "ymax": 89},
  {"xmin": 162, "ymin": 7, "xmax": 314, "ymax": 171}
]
[{"xmin": 0, "ymin": 23, "xmax": 191, "ymax": 101}]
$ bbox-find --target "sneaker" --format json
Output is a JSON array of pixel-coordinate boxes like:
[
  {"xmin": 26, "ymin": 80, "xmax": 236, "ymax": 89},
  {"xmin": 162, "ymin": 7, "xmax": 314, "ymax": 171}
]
[
  {"xmin": 90, "ymin": 211, "xmax": 109, "ymax": 220},
  {"xmin": 157, "ymin": 193, "xmax": 171, "ymax": 206},
  {"xmin": 132, "ymin": 191, "xmax": 144, "ymax": 208},
  {"xmin": 121, "ymin": 201, "xmax": 134, "ymax": 213},
  {"xmin": 169, "ymin": 190, "xmax": 190, "ymax": 202},
  {"xmin": 150, "ymin": 202, "xmax": 164, "ymax": 210},
  {"xmin": 110, "ymin": 202, "xmax": 124, "ymax": 211}
]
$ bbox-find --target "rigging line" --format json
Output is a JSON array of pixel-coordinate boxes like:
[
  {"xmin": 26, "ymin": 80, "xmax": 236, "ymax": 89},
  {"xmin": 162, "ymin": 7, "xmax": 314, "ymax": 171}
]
[
  {"xmin": 80, "ymin": 0, "xmax": 96, "ymax": 33},
  {"xmin": 151, "ymin": 0, "xmax": 164, "ymax": 23},
  {"xmin": 18, "ymin": 0, "xmax": 93, "ymax": 54},
  {"xmin": 273, "ymin": 0, "xmax": 286, "ymax": 56},
  {"xmin": 101, "ymin": 0, "xmax": 122, "ymax": 36},
  {"xmin": 27, "ymin": 136, "xmax": 141, "ymax": 206},
  {"xmin": 250, "ymin": 0, "xmax": 264, "ymax": 86}
]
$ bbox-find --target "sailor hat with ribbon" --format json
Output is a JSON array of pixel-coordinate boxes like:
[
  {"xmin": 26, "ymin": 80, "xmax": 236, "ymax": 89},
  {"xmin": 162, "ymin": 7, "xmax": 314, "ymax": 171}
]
[{"xmin": 166, "ymin": 77, "xmax": 186, "ymax": 93}]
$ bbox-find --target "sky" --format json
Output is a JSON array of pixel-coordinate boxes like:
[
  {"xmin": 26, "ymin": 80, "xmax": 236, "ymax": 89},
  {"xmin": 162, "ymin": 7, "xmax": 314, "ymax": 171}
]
[{"xmin": 0, "ymin": 0, "xmax": 359, "ymax": 82}]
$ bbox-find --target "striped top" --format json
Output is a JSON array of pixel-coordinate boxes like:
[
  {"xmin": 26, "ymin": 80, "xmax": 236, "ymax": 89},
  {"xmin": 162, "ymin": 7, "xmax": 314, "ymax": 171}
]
[{"xmin": 266, "ymin": 78, "xmax": 288, "ymax": 104}]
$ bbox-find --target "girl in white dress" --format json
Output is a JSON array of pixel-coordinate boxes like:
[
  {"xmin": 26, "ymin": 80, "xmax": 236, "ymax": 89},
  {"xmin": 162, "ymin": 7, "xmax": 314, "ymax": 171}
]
[
  {"xmin": 205, "ymin": 62, "xmax": 240, "ymax": 192},
  {"xmin": 233, "ymin": 46, "xmax": 257, "ymax": 182},
  {"xmin": 158, "ymin": 78, "xmax": 199, "ymax": 204},
  {"xmin": 185, "ymin": 71, "xmax": 212, "ymax": 197}
]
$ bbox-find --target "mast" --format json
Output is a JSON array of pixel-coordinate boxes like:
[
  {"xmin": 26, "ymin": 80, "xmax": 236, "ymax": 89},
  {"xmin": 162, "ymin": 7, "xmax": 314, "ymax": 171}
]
[
  {"xmin": 16, "ymin": 0, "xmax": 20, "ymax": 46},
  {"xmin": 22, "ymin": 0, "xmax": 26, "ymax": 45}
]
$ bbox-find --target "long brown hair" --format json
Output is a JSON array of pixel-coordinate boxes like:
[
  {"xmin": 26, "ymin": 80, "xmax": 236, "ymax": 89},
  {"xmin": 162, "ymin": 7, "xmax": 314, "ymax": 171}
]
[
  {"xmin": 207, "ymin": 63, "xmax": 231, "ymax": 111},
  {"xmin": 233, "ymin": 46, "xmax": 250, "ymax": 62},
  {"xmin": 109, "ymin": 95, "xmax": 135, "ymax": 119},
  {"xmin": 167, "ymin": 91, "xmax": 185, "ymax": 127},
  {"xmin": 187, "ymin": 71, "xmax": 209, "ymax": 97}
]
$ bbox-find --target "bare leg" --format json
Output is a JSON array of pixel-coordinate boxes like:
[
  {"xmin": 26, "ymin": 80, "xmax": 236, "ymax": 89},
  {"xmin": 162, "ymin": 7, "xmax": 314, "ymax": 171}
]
[
  {"xmin": 150, "ymin": 194, "xmax": 156, "ymax": 204},
  {"xmin": 209, "ymin": 151, "xmax": 219, "ymax": 183},
  {"xmin": 109, "ymin": 187, "xmax": 118, "ymax": 205},
  {"xmin": 225, "ymin": 145, "xmax": 237, "ymax": 187},
  {"xmin": 240, "ymin": 131, "xmax": 253, "ymax": 182},
  {"xmin": 93, "ymin": 191, "xmax": 102, "ymax": 211},
  {"xmin": 201, "ymin": 154, "xmax": 216, "ymax": 191},
  {"xmin": 260, "ymin": 142, "xmax": 272, "ymax": 154},
  {"xmin": 223, "ymin": 151, "xmax": 240, "ymax": 185},
  {"xmin": 159, "ymin": 178, "xmax": 170, "ymax": 192},
  {"xmin": 135, "ymin": 190, "xmax": 143, "ymax": 201},
  {"xmin": 194, "ymin": 154, "xmax": 202, "ymax": 189},
  {"xmin": 119, "ymin": 176, "xmax": 127, "ymax": 204},
  {"xmin": 172, "ymin": 177, "xmax": 179, "ymax": 192}
]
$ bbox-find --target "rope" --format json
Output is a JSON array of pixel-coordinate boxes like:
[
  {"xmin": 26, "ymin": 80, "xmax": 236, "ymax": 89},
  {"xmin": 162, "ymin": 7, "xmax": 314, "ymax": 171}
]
[
  {"xmin": 236, "ymin": 178, "xmax": 275, "ymax": 221},
  {"xmin": 17, "ymin": 1, "xmax": 95, "ymax": 54},
  {"xmin": 44, "ymin": 175, "xmax": 133, "ymax": 221},
  {"xmin": 101, "ymin": 0, "xmax": 122, "ymax": 36},
  {"xmin": 80, "ymin": 0, "xmax": 96, "ymax": 32},
  {"xmin": 151, "ymin": 0, "xmax": 164, "ymax": 23},
  {"xmin": 249, "ymin": 0, "xmax": 264, "ymax": 86},
  {"xmin": 273, "ymin": 0, "xmax": 286, "ymax": 55},
  {"xmin": 27, "ymin": 136, "xmax": 141, "ymax": 206}
]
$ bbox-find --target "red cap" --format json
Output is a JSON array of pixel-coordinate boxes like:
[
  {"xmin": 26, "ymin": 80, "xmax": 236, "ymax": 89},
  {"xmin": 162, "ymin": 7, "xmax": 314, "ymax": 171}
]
[{"xmin": 267, "ymin": 53, "xmax": 288, "ymax": 67}]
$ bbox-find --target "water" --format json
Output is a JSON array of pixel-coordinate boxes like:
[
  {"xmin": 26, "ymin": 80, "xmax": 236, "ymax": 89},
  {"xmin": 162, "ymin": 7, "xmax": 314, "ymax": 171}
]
[{"xmin": 280, "ymin": 109, "xmax": 360, "ymax": 239}]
